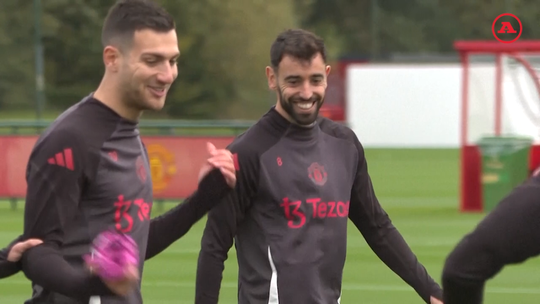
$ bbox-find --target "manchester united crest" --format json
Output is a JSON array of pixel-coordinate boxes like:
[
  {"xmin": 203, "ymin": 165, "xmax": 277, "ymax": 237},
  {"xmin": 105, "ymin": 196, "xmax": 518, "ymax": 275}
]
[
  {"xmin": 147, "ymin": 144, "xmax": 177, "ymax": 193},
  {"xmin": 308, "ymin": 162, "xmax": 327, "ymax": 186}
]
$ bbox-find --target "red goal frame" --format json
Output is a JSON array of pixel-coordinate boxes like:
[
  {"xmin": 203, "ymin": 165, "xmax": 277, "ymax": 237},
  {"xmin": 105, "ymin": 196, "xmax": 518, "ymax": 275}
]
[{"xmin": 454, "ymin": 40, "xmax": 540, "ymax": 212}]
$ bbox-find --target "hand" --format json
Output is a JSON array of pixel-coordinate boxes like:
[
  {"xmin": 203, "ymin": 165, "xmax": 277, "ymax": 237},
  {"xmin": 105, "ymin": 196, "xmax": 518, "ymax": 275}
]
[
  {"xmin": 101, "ymin": 264, "xmax": 139, "ymax": 296},
  {"xmin": 430, "ymin": 296, "xmax": 443, "ymax": 304},
  {"xmin": 87, "ymin": 262, "xmax": 139, "ymax": 297},
  {"xmin": 7, "ymin": 238, "xmax": 43, "ymax": 262},
  {"xmin": 198, "ymin": 142, "xmax": 237, "ymax": 188}
]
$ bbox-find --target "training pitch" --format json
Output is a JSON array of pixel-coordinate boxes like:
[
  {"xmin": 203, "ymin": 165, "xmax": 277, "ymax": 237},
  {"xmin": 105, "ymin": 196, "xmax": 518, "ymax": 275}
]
[{"xmin": 1, "ymin": 149, "xmax": 539, "ymax": 303}]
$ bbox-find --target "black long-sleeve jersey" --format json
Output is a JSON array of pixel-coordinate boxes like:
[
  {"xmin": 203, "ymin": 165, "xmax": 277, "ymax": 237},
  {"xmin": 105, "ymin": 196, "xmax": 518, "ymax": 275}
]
[
  {"xmin": 442, "ymin": 171, "xmax": 540, "ymax": 304},
  {"xmin": 195, "ymin": 107, "xmax": 442, "ymax": 304},
  {"xmin": 0, "ymin": 235, "xmax": 24, "ymax": 279},
  {"xmin": 20, "ymin": 94, "xmax": 232, "ymax": 304}
]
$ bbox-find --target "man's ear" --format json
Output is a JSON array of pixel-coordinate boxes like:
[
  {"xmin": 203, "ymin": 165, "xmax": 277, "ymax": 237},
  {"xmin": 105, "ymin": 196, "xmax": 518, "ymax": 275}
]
[
  {"xmin": 325, "ymin": 65, "xmax": 331, "ymax": 77},
  {"xmin": 266, "ymin": 66, "xmax": 277, "ymax": 90},
  {"xmin": 103, "ymin": 46, "xmax": 121, "ymax": 73}
]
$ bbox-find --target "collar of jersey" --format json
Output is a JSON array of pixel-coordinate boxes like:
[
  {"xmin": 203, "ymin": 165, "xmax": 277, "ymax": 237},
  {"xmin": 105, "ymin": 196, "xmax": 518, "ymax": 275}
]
[
  {"xmin": 266, "ymin": 106, "xmax": 319, "ymax": 142},
  {"xmin": 87, "ymin": 95, "xmax": 139, "ymax": 128}
]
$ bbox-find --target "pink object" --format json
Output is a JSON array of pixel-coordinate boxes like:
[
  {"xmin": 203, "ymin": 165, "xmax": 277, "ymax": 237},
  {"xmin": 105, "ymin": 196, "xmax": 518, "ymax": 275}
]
[{"xmin": 83, "ymin": 230, "xmax": 139, "ymax": 281}]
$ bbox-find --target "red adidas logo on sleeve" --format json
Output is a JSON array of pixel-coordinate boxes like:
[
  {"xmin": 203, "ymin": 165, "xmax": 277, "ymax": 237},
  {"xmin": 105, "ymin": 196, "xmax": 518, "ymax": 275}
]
[{"xmin": 47, "ymin": 148, "xmax": 74, "ymax": 171}]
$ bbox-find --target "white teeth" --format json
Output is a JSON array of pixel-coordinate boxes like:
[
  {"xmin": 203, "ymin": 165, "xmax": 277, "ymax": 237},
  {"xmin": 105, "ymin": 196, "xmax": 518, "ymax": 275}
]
[{"xmin": 297, "ymin": 102, "xmax": 313, "ymax": 109}]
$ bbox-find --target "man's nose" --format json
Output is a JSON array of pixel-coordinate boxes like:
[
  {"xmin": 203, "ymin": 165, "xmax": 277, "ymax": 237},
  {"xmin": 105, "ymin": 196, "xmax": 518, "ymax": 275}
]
[
  {"xmin": 156, "ymin": 64, "xmax": 175, "ymax": 84},
  {"xmin": 298, "ymin": 82, "xmax": 314, "ymax": 100}
]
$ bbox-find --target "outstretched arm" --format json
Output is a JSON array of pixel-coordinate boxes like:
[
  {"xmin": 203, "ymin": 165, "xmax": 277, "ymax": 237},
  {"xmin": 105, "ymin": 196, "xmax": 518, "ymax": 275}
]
[
  {"xmin": 145, "ymin": 169, "xmax": 233, "ymax": 260},
  {"xmin": 144, "ymin": 142, "xmax": 237, "ymax": 260},
  {"xmin": 0, "ymin": 235, "xmax": 43, "ymax": 279},
  {"xmin": 442, "ymin": 182, "xmax": 540, "ymax": 304},
  {"xmin": 0, "ymin": 235, "xmax": 23, "ymax": 279},
  {"xmin": 347, "ymin": 133, "xmax": 442, "ymax": 303}
]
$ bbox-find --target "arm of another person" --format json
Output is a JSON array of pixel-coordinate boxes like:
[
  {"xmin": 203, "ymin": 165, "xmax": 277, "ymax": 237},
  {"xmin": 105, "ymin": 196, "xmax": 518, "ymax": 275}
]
[
  {"xmin": 0, "ymin": 235, "xmax": 43, "ymax": 279},
  {"xmin": 194, "ymin": 150, "xmax": 258, "ymax": 304},
  {"xmin": 145, "ymin": 168, "xmax": 234, "ymax": 260},
  {"xmin": 346, "ymin": 133, "xmax": 442, "ymax": 303},
  {"xmin": 144, "ymin": 142, "xmax": 237, "ymax": 260},
  {"xmin": 20, "ymin": 130, "xmax": 114, "ymax": 299},
  {"xmin": 0, "ymin": 235, "xmax": 23, "ymax": 279},
  {"xmin": 442, "ymin": 182, "xmax": 540, "ymax": 304}
]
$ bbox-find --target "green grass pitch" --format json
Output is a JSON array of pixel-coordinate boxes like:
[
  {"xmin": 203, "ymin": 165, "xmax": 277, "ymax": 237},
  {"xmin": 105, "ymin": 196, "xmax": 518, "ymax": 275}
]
[{"xmin": 1, "ymin": 148, "xmax": 540, "ymax": 303}]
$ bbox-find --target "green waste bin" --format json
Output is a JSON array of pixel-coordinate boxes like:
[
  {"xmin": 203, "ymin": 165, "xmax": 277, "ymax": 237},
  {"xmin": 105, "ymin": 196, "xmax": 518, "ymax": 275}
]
[{"xmin": 477, "ymin": 136, "xmax": 533, "ymax": 212}]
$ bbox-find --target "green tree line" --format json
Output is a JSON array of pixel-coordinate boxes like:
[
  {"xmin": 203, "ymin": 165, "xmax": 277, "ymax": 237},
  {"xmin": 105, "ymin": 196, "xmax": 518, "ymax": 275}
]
[{"xmin": 0, "ymin": 0, "xmax": 536, "ymax": 119}]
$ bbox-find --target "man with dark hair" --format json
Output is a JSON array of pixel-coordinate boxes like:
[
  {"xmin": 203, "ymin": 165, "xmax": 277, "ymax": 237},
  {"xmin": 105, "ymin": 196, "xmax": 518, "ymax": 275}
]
[
  {"xmin": 0, "ymin": 236, "xmax": 42, "ymax": 279},
  {"xmin": 18, "ymin": 0, "xmax": 237, "ymax": 303},
  {"xmin": 194, "ymin": 28, "xmax": 443, "ymax": 304},
  {"xmin": 442, "ymin": 170, "xmax": 540, "ymax": 304}
]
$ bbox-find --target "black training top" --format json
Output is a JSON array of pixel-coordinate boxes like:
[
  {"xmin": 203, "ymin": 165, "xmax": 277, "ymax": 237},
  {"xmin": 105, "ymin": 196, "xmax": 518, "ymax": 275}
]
[
  {"xmin": 195, "ymin": 107, "xmax": 442, "ymax": 304},
  {"xmin": 20, "ymin": 95, "xmax": 232, "ymax": 304}
]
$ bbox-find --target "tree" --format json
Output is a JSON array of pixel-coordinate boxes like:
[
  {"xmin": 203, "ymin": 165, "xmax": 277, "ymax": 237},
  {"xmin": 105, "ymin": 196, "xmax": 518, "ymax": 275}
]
[
  {"xmin": 297, "ymin": 0, "xmax": 540, "ymax": 56},
  {"xmin": 0, "ymin": 1, "xmax": 50, "ymax": 111},
  {"xmin": 162, "ymin": 0, "xmax": 298, "ymax": 119},
  {"xmin": 37, "ymin": 0, "xmax": 298, "ymax": 119}
]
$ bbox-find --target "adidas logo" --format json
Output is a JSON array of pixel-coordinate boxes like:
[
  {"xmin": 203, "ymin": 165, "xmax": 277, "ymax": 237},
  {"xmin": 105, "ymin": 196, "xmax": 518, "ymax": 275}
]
[{"xmin": 47, "ymin": 148, "xmax": 74, "ymax": 171}]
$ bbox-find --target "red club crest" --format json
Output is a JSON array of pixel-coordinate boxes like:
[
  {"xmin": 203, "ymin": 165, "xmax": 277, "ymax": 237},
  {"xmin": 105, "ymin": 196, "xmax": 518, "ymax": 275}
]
[{"xmin": 308, "ymin": 162, "xmax": 327, "ymax": 186}]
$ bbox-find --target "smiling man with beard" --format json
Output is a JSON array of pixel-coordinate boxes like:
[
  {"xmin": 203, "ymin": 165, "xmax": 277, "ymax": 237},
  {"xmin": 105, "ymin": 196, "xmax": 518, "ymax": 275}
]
[
  {"xmin": 272, "ymin": 53, "xmax": 325, "ymax": 126},
  {"xmin": 194, "ymin": 29, "xmax": 444, "ymax": 304}
]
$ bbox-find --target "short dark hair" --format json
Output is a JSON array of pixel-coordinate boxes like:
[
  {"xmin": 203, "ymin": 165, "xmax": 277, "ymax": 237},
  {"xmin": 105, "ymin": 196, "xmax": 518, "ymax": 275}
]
[
  {"xmin": 270, "ymin": 29, "xmax": 327, "ymax": 70},
  {"xmin": 101, "ymin": 0, "xmax": 176, "ymax": 48}
]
